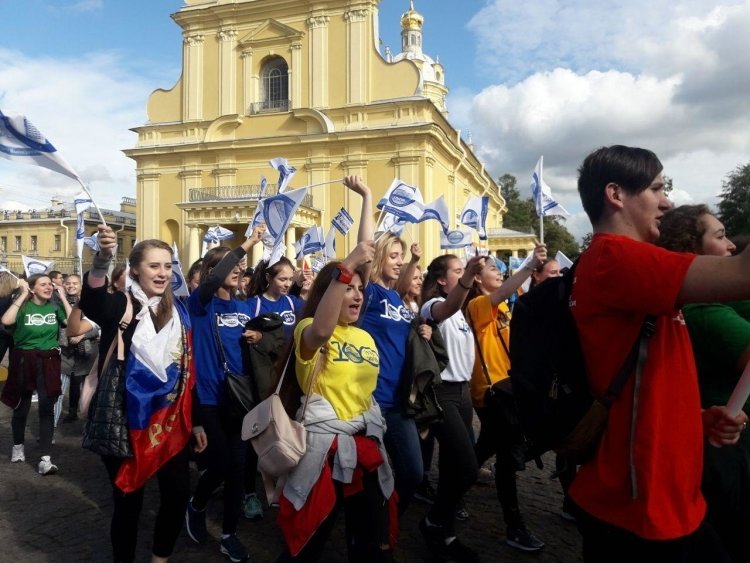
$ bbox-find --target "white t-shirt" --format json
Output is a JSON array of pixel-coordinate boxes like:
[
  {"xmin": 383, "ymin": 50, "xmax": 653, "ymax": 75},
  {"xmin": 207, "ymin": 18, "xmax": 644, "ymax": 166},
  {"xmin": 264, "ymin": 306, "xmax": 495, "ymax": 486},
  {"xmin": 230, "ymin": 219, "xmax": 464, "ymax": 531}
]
[{"xmin": 421, "ymin": 297, "xmax": 474, "ymax": 383}]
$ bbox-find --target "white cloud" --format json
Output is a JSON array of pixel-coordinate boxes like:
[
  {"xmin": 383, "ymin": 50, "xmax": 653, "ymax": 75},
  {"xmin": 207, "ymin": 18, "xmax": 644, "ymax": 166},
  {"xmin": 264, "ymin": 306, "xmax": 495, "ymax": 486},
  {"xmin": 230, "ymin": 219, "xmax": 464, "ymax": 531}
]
[
  {"xmin": 67, "ymin": 0, "xmax": 104, "ymax": 12},
  {"xmin": 0, "ymin": 48, "xmax": 155, "ymax": 212},
  {"xmin": 458, "ymin": 1, "xmax": 750, "ymax": 242}
]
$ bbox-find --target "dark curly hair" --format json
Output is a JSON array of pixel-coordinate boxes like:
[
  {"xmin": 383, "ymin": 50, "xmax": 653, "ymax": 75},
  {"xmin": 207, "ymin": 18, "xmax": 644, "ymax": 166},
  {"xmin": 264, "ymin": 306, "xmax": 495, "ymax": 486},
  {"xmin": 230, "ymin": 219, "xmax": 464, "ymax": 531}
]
[{"xmin": 656, "ymin": 204, "xmax": 711, "ymax": 253}]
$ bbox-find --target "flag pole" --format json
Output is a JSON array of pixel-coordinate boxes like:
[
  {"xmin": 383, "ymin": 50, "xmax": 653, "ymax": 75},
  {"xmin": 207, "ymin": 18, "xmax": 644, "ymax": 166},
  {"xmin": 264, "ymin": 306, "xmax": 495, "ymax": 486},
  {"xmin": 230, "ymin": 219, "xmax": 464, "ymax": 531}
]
[
  {"xmin": 76, "ymin": 178, "xmax": 107, "ymax": 226},
  {"xmin": 540, "ymin": 215, "xmax": 544, "ymax": 245},
  {"xmin": 305, "ymin": 178, "xmax": 344, "ymax": 189}
]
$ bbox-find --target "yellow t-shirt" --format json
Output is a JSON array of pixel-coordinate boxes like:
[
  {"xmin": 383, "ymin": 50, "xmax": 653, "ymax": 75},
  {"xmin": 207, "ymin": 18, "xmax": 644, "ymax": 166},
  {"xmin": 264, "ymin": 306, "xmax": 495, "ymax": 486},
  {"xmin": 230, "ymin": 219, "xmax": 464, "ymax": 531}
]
[
  {"xmin": 294, "ymin": 317, "xmax": 380, "ymax": 421},
  {"xmin": 466, "ymin": 295, "xmax": 512, "ymax": 407}
]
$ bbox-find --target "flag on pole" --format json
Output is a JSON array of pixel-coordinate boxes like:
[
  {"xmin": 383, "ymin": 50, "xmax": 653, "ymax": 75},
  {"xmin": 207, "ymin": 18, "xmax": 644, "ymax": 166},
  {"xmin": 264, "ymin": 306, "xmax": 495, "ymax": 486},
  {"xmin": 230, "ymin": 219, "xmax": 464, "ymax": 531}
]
[
  {"xmin": 269, "ymin": 157, "xmax": 297, "ymax": 194},
  {"xmin": 531, "ymin": 156, "xmax": 569, "ymax": 217},
  {"xmin": 418, "ymin": 195, "xmax": 450, "ymax": 232},
  {"xmin": 74, "ymin": 192, "xmax": 93, "ymax": 273},
  {"xmin": 267, "ymin": 240, "xmax": 286, "ymax": 267},
  {"xmin": 331, "ymin": 208, "xmax": 355, "ymax": 236},
  {"xmin": 376, "ymin": 212, "xmax": 406, "ymax": 236},
  {"xmin": 254, "ymin": 187, "xmax": 309, "ymax": 248},
  {"xmin": 203, "ymin": 226, "xmax": 235, "ymax": 243},
  {"xmin": 22, "ymin": 255, "xmax": 54, "ymax": 276},
  {"xmin": 324, "ymin": 225, "xmax": 336, "ymax": 260},
  {"xmin": 459, "ymin": 196, "xmax": 489, "ymax": 240},
  {"xmin": 294, "ymin": 226, "xmax": 325, "ymax": 259},
  {"xmin": 258, "ymin": 175, "xmax": 268, "ymax": 199},
  {"xmin": 376, "ymin": 179, "xmax": 425, "ymax": 223},
  {"xmin": 83, "ymin": 233, "xmax": 100, "ymax": 251},
  {"xmin": 440, "ymin": 229, "xmax": 473, "ymax": 249},
  {"xmin": 0, "ymin": 110, "xmax": 81, "ymax": 181},
  {"xmin": 555, "ymin": 250, "xmax": 574, "ymax": 271},
  {"xmin": 171, "ymin": 243, "xmax": 189, "ymax": 298}
]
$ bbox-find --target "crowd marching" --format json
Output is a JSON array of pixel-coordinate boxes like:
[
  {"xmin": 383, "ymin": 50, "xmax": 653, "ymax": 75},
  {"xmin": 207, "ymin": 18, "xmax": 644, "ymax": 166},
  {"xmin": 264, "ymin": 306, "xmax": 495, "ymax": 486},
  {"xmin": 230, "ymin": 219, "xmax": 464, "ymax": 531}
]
[{"xmin": 2, "ymin": 145, "xmax": 750, "ymax": 563}]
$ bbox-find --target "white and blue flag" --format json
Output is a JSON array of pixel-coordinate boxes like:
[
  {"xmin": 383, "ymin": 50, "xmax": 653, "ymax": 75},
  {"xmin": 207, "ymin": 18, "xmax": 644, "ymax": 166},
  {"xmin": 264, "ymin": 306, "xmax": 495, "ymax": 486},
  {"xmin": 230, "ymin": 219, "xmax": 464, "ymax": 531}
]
[
  {"xmin": 269, "ymin": 157, "xmax": 297, "ymax": 194},
  {"xmin": 377, "ymin": 179, "xmax": 425, "ymax": 223},
  {"xmin": 440, "ymin": 229, "xmax": 473, "ymax": 249},
  {"xmin": 83, "ymin": 233, "xmax": 100, "ymax": 252},
  {"xmin": 203, "ymin": 225, "xmax": 235, "ymax": 243},
  {"xmin": 0, "ymin": 110, "xmax": 81, "ymax": 181},
  {"xmin": 418, "ymin": 195, "xmax": 450, "ymax": 232},
  {"xmin": 22, "ymin": 255, "xmax": 54, "ymax": 277},
  {"xmin": 171, "ymin": 243, "xmax": 189, "ymax": 298},
  {"xmin": 459, "ymin": 195, "xmax": 489, "ymax": 240},
  {"xmin": 294, "ymin": 226, "xmax": 325, "ymax": 259},
  {"xmin": 324, "ymin": 225, "xmax": 336, "ymax": 260},
  {"xmin": 253, "ymin": 187, "xmax": 309, "ymax": 248},
  {"xmin": 331, "ymin": 208, "xmax": 355, "ymax": 235},
  {"xmin": 531, "ymin": 156, "xmax": 569, "ymax": 217},
  {"xmin": 258, "ymin": 175, "xmax": 268, "ymax": 199},
  {"xmin": 555, "ymin": 250, "xmax": 574, "ymax": 271},
  {"xmin": 376, "ymin": 212, "xmax": 406, "ymax": 236}
]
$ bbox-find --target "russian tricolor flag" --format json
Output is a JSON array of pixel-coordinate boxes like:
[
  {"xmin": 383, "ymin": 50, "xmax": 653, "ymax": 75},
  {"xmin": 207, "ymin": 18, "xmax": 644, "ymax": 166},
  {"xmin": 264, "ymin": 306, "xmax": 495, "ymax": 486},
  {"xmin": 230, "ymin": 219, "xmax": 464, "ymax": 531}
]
[{"xmin": 114, "ymin": 303, "xmax": 194, "ymax": 493}]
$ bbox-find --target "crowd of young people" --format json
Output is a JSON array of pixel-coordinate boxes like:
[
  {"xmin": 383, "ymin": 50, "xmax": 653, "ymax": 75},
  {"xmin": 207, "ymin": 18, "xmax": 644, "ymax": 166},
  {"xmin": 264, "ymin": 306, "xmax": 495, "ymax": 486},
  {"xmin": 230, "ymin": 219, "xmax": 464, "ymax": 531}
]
[{"xmin": 3, "ymin": 147, "xmax": 750, "ymax": 563}]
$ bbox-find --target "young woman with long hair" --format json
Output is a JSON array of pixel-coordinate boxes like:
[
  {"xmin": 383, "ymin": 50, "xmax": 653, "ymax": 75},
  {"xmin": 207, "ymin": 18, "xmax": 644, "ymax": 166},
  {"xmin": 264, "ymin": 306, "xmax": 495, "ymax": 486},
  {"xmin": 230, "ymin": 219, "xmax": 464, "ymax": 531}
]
[
  {"xmin": 2, "ymin": 273, "xmax": 71, "ymax": 474},
  {"xmin": 184, "ymin": 225, "xmax": 265, "ymax": 562},
  {"xmin": 466, "ymin": 246, "xmax": 547, "ymax": 552},
  {"xmin": 277, "ymin": 242, "xmax": 398, "ymax": 562},
  {"xmin": 79, "ymin": 225, "xmax": 206, "ymax": 563}
]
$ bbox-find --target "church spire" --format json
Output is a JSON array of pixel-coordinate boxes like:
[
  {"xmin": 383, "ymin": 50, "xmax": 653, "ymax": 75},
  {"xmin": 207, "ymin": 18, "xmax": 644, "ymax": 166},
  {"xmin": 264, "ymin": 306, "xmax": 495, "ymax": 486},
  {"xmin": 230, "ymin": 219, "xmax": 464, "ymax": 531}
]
[{"xmin": 400, "ymin": 0, "xmax": 424, "ymax": 56}]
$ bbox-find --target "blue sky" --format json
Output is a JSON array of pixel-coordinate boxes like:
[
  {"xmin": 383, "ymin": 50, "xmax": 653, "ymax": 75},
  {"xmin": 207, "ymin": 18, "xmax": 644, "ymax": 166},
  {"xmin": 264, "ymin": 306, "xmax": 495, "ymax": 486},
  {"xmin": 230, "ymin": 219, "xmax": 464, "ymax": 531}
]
[{"xmin": 1, "ymin": 0, "xmax": 749, "ymax": 241}]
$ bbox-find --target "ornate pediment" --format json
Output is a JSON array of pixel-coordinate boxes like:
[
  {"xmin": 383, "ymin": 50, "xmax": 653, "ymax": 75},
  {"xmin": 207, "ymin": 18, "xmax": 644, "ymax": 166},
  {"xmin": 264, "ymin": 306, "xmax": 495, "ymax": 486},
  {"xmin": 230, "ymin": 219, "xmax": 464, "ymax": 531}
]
[{"xmin": 238, "ymin": 19, "xmax": 304, "ymax": 48}]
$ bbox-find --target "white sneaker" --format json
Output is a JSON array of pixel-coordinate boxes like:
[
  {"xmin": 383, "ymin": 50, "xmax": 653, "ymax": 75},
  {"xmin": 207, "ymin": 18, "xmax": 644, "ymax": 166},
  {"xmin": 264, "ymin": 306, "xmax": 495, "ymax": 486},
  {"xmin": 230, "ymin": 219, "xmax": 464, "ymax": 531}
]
[
  {"xmin": 31, "ymin": 392, "xmax": 39, "ymax": 403},
  {"xmin": 11, "ymin": 444, "xmax": 25, "ymax": 463},
  {"xmin": 38, "ymin": 455, "xmax": 58, "ymax": 475}
]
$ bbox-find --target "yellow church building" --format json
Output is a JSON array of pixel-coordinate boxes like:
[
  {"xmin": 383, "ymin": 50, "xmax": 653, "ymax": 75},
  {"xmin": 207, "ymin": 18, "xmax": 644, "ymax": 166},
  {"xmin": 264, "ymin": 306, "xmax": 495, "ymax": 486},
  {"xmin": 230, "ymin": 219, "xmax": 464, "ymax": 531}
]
[{"xmin": 126, "ymin": 0, "xmax": 535, "ymax": 265}]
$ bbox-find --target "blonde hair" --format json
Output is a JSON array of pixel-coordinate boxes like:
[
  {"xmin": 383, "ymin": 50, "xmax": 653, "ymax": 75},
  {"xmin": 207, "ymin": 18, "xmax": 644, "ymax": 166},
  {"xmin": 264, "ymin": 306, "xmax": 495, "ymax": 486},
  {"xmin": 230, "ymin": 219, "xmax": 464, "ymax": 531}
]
[
  {"xmin": 370, "ymin": 232, "xmax": 405, "ymax": 287},
  {"xmin": 0, "ymin": 272, "xmax": 17, "ymax": 299}
]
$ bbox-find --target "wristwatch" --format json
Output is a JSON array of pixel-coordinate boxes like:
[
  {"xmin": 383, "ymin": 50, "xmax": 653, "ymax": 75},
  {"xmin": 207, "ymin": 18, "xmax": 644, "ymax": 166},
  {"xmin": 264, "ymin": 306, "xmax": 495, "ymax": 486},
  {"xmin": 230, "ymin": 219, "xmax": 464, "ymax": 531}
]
[{"xmin": 331, "ymin": 264, "xmax": 354, "ymax": 284}]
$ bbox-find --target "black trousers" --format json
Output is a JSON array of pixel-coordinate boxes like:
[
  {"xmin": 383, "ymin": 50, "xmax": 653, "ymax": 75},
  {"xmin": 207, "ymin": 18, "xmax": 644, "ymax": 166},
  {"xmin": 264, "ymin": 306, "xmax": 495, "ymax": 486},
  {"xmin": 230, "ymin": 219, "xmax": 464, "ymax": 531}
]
[
  {"xmin": 11, "ymin": 361, "xmax": 55, "ymax": 456},
  {"xmin": 102, "ymin": 448, "xmax": 190, "ymax": 562}
]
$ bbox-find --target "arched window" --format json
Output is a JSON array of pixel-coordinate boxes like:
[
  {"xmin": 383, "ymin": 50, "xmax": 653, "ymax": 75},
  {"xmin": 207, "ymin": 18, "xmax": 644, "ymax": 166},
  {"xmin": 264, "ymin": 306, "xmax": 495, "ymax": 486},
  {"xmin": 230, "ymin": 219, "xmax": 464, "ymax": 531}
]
[{"xmin": 259, "ymin": 57, "xmax": 289, "ymax": 112}]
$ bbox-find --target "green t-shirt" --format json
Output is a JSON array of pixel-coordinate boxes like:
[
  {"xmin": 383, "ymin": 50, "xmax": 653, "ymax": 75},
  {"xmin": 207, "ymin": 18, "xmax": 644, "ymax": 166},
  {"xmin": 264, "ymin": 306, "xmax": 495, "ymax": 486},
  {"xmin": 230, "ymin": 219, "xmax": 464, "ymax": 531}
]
[
  {"xmin": 11, "ymin": 301, "xmax": 66, "ymax": 351},
  {"xmin": 683, "ymin": 301, "xmax": 750, "ymax": 412}
]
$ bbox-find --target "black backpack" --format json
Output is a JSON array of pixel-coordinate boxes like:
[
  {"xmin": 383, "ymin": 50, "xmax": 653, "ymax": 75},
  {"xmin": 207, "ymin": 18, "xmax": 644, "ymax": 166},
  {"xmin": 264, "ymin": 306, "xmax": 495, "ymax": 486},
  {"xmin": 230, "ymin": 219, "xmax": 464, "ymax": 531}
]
[{"xmin": 508, "ymin": 262, "xmax": 655, "ymax": 464}]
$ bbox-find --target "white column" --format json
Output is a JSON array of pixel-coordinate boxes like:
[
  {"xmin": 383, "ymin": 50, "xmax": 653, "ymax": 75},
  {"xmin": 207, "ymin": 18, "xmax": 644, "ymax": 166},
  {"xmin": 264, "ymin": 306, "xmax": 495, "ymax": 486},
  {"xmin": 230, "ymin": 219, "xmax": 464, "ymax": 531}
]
[
  {"xmin": 285, "ymin": 228, "xmax": 296, "ymax": 261},
  {"xmin": 188, "ymin": 227, "xmax": 202, "ymax": 266},
  {"xmin": 182, "ymin": 33, "xmax": 204, "ymax": 121},
  {"xmin": 290, "ymin": 42, "xmax": 303, "ymax": 110},
  {"xmin": 344, "ymin": 8, "xmax": 370, "ymax": 105},
  {"xmin": 217, "ymin": 29, "xmax": 238, "ymax": 116}
]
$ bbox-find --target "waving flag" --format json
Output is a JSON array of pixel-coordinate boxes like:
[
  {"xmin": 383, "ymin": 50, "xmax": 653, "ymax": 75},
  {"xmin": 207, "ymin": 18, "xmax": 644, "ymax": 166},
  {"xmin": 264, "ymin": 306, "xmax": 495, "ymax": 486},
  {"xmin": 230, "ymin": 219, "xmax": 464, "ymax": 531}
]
[
  {"xmin": 555, "ymin": 250, "xmax": 574, "ymax": 271},
  {"xmin": 531, "ymin": 156, "xmax": 569, "ymax": 217},
  {"xmin": 269, "ymin": 157, "xmax": 297, "ymax": 194},
  {"xmin": 115, "ymin": 302, "xmax": 193, "ymax": 493},
  {"xmin": 203, "ymin": 226, "xmax": 235, "ymax": 243},
  {"xmin": 267, "ymin": 240, "xmax": 287, "ymax": 267},
  {"xmin": 376, "ymin": 212, "xmax": 406, "ymax": 236},
  {"xmin": 331, "ymin": 208, "xmax": 355, "ymax": 236},
  {"xmin": 254, "ymin": 187, "xmax": 309, "ymax": 248},
  {"xmin": 83, "ymin": 233, "xmax": 100, "ymax": 251},
  {"xmin": 324, "ymin": 225, "xmax": 336, "ymax": 260},
  {"xmin": 171, "ymin": 243, "xmax": 189, "ymax": 298},
  {"xmin": 74, "ymin": 192, "xmax": 93, "ymax": 273},
  {"xmin": 295, "ymin": 226, "xmax": 325, "ymax": 259},
  {"xmin": 440, "ymin": 229, "xmax": 473, "ymax": 249},
  {"xmin": 459, "ymin": 195, "xmax": 489, "ymax": 240},
  {"xmin": 418, "ymin": 195, "xmax": 450, "ymax": 232},
  {"xmin": 22, "ymin": 255, "xmax": 54, "ymax": 276},
  {"xmin": 377, "ymin": 179, "xmax": 425, "ymax": 223},
  {"xmin": 258, "ymin": 175, "xmax": 269, "ymax": 199}
]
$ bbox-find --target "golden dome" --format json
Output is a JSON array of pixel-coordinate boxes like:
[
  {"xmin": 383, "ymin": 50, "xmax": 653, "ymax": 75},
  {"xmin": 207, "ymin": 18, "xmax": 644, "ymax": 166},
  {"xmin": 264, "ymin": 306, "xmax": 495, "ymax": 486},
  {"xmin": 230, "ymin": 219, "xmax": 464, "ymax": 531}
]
[{"xmin": 400, "ymin": 0, "xmax": 424, "ymax": 31}]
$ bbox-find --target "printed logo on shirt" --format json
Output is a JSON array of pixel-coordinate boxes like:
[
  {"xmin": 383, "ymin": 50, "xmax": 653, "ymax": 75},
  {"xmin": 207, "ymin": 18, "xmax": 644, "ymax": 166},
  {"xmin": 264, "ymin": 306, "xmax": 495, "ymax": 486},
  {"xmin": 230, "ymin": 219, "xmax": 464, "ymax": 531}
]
[
  {"xmin": 378, "ymin": 299, "xmax": 413, "ymax": 323},
  {"xmin": 280, "ymin": 310, "xmax": 296, "ymax": 325},
  {"xmin": 25, "ymin": 313, "xmax": 57, "ymax": 326},
  {"xmin": 329, "ymin": 341, "xmax": 379, "ymax": 367},
  {"xmin": 217, "ymin": 312, "xmax": 253, "ymax": 328},
  {"xmin": 457, "ymin": 319, "xmax": 470, "ymax": 333}
]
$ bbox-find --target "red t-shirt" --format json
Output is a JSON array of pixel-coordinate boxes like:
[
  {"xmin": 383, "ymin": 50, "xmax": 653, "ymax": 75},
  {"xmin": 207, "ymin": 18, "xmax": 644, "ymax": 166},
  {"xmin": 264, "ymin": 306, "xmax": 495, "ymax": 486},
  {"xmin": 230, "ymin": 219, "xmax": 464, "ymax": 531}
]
[{"xmin": 569, "ymin": 233, "xmax": 704, "ymax": 540}]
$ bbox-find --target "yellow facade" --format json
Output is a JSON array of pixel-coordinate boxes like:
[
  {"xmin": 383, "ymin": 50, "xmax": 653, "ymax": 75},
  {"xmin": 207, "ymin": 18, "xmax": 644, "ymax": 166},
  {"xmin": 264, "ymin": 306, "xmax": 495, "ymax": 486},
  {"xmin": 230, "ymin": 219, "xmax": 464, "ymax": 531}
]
[
  {"xmin": 0, "ymin": 198, "xmax": 137, "ymax": 275},
  {"xmin": 126, "ymin": 0, "xmax": 529, "ymax": 265}
]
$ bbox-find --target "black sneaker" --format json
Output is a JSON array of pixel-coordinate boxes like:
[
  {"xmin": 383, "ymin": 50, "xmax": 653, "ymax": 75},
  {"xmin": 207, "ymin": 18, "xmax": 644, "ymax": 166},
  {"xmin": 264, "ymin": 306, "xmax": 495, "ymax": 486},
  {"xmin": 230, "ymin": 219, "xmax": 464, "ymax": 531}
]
[
  {"xmin": 506, "ymin": 525, "xmax": 544, "ymax": 552},
  {"xmin": 185, "ymin": 500, "xmax": 207, "ymax": 544},
  {"xmin": 414, "ymin": 480, "xmax": 437, "ymax": 504},
  {"xmin": 220, "ymin": 534, "xmax": 249, "ymax": 562},
  {"xmin": 419, "ymin": 518, "xmax": 480, "ymax": 562}
]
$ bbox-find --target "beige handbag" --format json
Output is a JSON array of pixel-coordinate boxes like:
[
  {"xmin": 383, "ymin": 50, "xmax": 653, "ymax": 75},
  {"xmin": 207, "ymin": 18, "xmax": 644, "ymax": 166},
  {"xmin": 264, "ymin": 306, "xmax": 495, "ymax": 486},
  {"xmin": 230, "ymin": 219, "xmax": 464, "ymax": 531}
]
[{"xmin": 241, "ymin": 344, "xmax": 325, "ymax": 501}]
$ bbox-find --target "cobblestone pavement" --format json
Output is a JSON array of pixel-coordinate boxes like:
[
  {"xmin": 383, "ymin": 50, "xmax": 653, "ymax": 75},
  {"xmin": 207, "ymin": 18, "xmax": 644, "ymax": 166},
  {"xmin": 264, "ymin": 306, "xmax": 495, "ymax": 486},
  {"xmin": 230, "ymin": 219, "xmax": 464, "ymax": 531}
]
[{"xmin": 0, "ymin": 375, "xmax": 583, "ymax": 562}]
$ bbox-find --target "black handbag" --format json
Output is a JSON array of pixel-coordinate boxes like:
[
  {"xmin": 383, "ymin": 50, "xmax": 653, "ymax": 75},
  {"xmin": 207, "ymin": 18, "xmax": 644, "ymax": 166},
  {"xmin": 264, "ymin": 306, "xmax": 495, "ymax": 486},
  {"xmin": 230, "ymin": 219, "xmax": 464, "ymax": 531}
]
[{"xmin": 213, "ymin": 315, "xmax": 255, "ymax": 423}]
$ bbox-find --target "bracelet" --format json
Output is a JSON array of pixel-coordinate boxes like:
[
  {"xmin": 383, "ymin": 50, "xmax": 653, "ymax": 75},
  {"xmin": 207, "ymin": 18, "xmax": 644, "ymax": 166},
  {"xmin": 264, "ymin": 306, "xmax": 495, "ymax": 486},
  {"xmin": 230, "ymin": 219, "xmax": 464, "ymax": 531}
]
[{"xmin": 458, "ymin": 278, "xmax": 472, "ymax": 290}]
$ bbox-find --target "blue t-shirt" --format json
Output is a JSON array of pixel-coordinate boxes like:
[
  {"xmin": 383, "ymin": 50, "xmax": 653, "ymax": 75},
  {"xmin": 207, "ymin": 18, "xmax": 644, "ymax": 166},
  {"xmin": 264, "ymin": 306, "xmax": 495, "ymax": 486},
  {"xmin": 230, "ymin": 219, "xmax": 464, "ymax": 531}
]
[
  {"xmin": 188, "ymin": 290, "xmax": 252, "ymax": 406},
  {"xmin": 358, "ymin": 283, "xmax": 413, "ymax": 408},
  {"xmin": 246, "ymin": 294, "xmax": 304, "ymax": 341}
]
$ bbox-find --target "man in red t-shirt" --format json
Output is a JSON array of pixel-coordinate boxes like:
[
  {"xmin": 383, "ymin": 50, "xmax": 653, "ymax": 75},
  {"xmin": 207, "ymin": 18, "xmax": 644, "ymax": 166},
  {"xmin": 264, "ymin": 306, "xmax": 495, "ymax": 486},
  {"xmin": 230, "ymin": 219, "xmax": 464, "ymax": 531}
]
[{"xmin": 570, "ymin": 145, "xmax": 749, "ymax": 562}]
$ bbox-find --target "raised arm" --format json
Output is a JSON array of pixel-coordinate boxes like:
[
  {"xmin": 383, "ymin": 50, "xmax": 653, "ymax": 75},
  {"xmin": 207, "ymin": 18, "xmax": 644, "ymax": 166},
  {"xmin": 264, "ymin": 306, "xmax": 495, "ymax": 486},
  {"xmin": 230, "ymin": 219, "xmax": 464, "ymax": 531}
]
[
  {"xmin": 489, "ymin": 244, "xmax": 546, "ymax": 307},
  {"xmin": 678, "ymin": 247, "xmax": 750, "ymax": 307},
  {"xmin": 428, "ymin": 256, "xmax": 485, "ymax": 323},
  {"xmin": 396, "ymin": 242, "xmax": 421, "ymax": 298},
  {"xmin": 299, "ymin": 241, "xmax": 375, "ymax": 360},
  {"xmin": 1, "ymin": 280, "xmax": 28, "ymax": 327},
  {"xmin": 344, "ymin": 175, "xmax": 374, "ymax": 281}
]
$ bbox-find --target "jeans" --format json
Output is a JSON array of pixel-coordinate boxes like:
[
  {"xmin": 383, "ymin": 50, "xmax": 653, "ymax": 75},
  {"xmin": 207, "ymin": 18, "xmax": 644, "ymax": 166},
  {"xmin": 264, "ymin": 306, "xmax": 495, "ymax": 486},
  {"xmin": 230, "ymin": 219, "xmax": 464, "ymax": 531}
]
[
  {"xmin": 191, "ymin": 405, "xmax": 247, "ymax": 535},
  {"xmin": 382, "ymin": 407, "xmax": 424, "ymax": 515},
  {"xmin": 428, "ymin": 382, "xmax": 479, "ymax": 535}
]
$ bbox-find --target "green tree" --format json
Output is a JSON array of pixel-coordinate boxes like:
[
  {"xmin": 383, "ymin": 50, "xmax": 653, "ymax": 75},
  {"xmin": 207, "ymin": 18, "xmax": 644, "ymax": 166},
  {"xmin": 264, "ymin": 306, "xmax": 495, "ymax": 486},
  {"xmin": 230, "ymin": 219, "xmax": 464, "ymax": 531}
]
[
  {"xmin": 718, "ymin": 162, "xmax": 750, "ymax": 237},
  {"xmin": 498, "ymin": 174, "xmax": 534, "ymax": 233}
]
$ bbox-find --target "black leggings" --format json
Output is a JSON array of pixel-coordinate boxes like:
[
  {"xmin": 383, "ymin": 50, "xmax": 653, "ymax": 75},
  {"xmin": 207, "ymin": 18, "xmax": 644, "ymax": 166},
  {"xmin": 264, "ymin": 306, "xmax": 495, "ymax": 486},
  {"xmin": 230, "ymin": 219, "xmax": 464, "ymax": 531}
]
[
  {"xmin": 191, "ymin": 405, "xmax": 247, "ymax": 535},
  {"xmin": 11, "ymin": 363, "xmax": 55, "ymax": 456},
  {"xmin": 102, "ymin": 448, "xmax": 191, "ymax": 562},
  {"xmin": 428, "ymin": 382, "xmax": 479, "ymax": 535}
]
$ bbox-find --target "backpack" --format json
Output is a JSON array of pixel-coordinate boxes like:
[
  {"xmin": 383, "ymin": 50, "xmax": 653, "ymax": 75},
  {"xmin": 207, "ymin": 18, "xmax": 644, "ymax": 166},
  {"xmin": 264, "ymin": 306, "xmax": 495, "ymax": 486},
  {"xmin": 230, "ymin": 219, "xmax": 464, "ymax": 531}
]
[{"xmin": 508, "ymin": 262, "xmax": 655, "ymax": 464}]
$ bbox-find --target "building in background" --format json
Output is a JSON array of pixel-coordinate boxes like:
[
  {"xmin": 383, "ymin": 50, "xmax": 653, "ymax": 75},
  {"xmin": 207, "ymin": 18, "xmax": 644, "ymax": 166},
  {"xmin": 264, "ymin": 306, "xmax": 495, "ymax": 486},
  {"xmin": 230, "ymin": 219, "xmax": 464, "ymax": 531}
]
[
  {"xmin": 0, "ymin": 197, "xmax": 136, "ymax": 275},
  {"xmin": 126, "ymin": 0, "xmax": 535, "ymax": 264}
]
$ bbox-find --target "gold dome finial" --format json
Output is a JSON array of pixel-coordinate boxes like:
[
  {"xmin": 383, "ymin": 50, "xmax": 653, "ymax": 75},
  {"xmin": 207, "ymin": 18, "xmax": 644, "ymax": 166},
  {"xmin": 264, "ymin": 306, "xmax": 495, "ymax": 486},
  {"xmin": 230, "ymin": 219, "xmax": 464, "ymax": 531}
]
[{"xmin": 401, "ymin": 0, "xmax": 424, "ymax": 31}]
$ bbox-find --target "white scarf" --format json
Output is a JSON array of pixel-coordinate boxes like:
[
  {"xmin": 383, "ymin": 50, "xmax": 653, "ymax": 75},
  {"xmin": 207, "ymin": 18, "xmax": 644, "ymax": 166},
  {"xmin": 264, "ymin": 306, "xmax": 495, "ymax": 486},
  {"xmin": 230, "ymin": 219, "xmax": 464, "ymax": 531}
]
[{"xmin": 129, "ymin": 280, "xmax": 182, "ymax": 383}]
